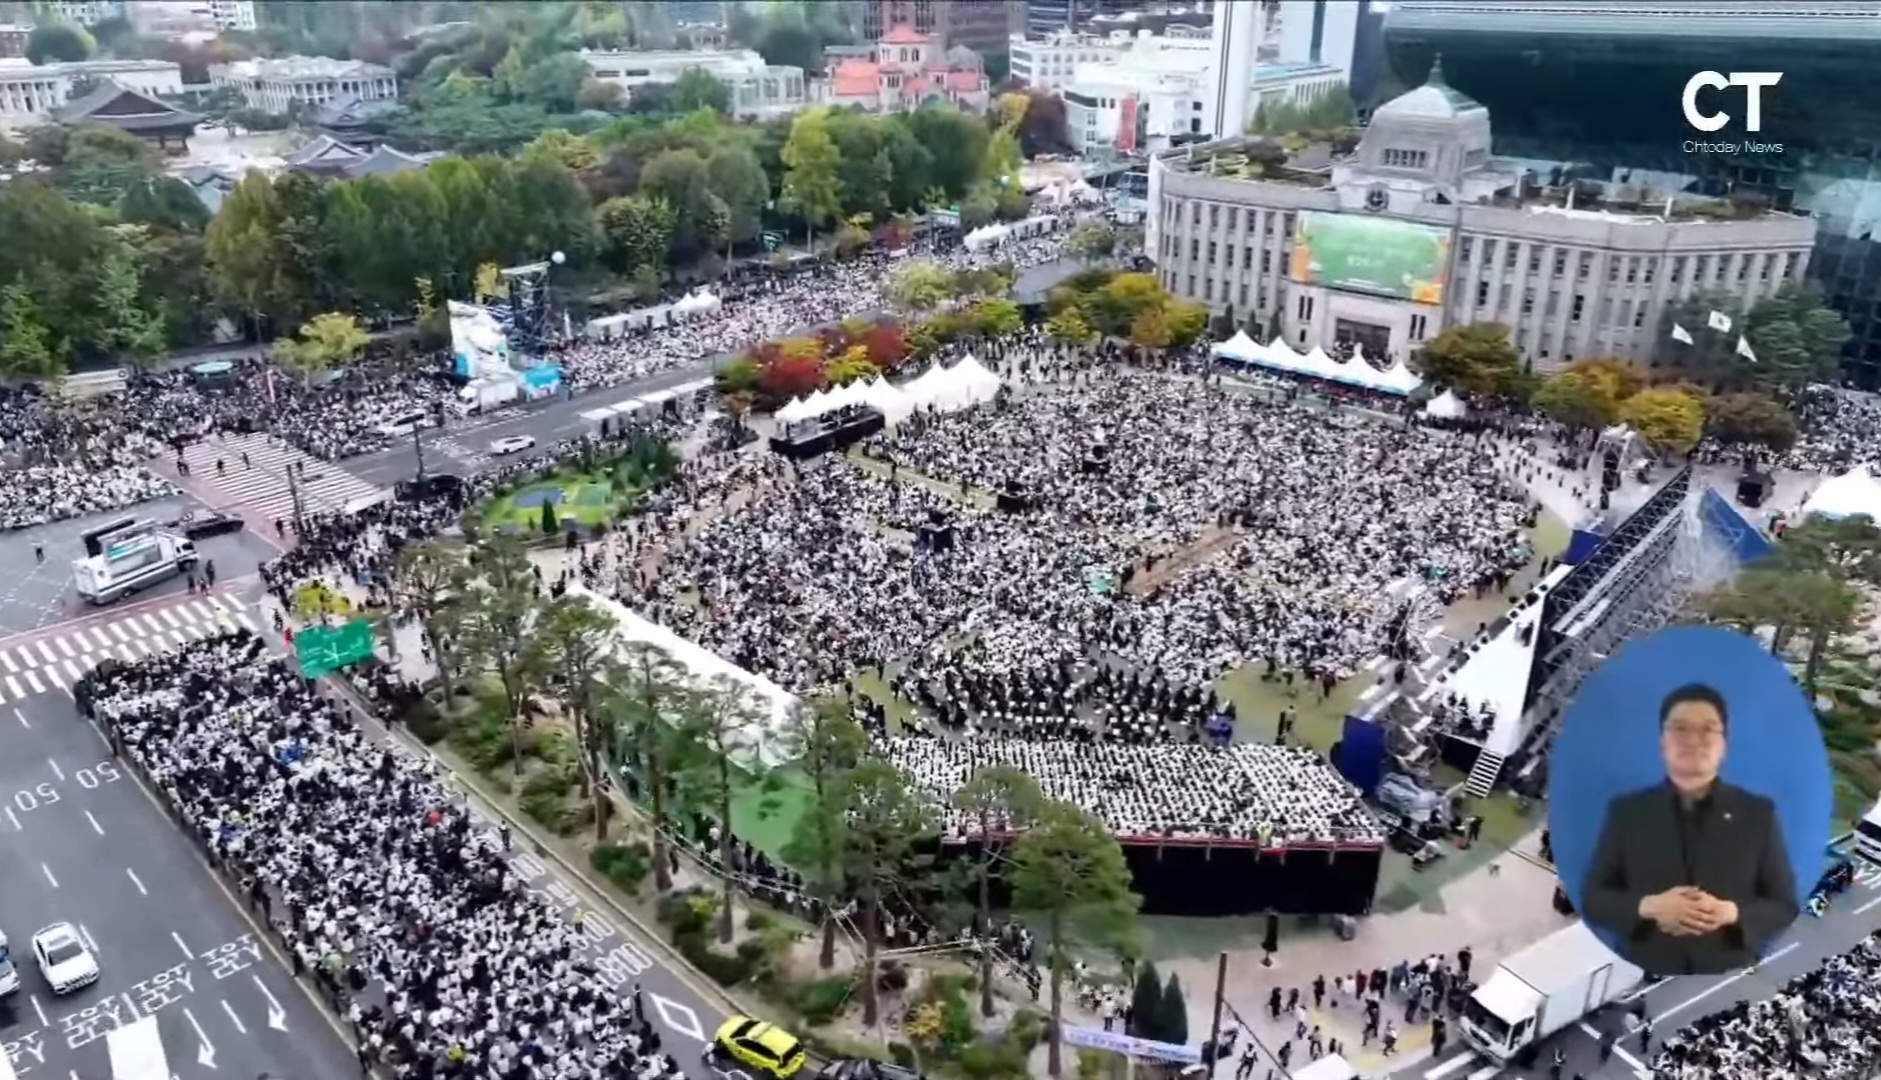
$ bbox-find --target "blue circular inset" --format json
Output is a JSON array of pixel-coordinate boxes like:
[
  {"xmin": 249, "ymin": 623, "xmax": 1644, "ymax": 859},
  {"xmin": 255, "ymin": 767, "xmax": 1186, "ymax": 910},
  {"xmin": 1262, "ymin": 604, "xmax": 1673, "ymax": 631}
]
[{"xmin": 1548, "ymin": 624, "xmax": 1829, "ymax": 968}]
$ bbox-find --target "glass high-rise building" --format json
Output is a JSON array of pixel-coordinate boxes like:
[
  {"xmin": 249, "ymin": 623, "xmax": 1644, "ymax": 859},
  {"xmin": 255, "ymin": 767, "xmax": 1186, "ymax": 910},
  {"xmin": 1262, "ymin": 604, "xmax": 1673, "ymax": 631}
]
[{"xmin": 1384, "ymin": 1, "xmax": 1881, "ymax": 386}]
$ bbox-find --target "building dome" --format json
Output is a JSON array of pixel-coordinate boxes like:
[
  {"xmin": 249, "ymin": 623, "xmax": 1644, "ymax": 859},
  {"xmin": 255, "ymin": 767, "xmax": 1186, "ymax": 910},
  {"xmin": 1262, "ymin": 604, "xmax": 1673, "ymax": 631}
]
[{"xmin": 1372, "ymin": 57, "xmax": 1484, "ymax": 121}]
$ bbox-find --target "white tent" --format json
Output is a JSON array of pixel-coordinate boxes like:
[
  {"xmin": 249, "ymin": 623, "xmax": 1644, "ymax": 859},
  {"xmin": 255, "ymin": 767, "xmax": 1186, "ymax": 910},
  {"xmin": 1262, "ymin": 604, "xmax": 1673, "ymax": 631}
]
[
  {"xmin": 688, "ymin": 288, "xmax": 722, "ymax": 314},
  {"xmin": 1805, "ymin": 467, "xmax": 1881, "ymax": 520},
  {"xmin": 776, "ymin": 396, "xmax": 815, "ymax": 422},
  {"xmin": 1212, "ymin": 330, "xmax": 1262, "ymax": 364},
  {"xmin": 1260, "ymin": 339, "xmax": 1309, "ymax": 375},
  {"xmin": 964, "ymin": 224, "xmax": 1010, "ymax": 251},
  {"xmin": 950, "ymin": 354, "xmax": 1003, "ymax": 405},
  {"xmin": 858, "ymin": 376, "xmax": 917, "ymax": 424},
  {"xmin": 1423, "ymin": 389, "xmax": 1467, "ymax": 418},
  {"xmin": 901, "ymin": 364, "xmax": 954, "ymax": 408}
]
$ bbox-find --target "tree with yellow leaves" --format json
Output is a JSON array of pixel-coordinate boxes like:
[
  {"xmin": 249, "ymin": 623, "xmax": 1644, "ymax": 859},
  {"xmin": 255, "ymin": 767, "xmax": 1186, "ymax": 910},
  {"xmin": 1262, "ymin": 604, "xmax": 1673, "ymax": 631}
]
[
  {"xmin": 1045, "ymin": 306, "xmax": 1098, "ymax": 347},
  {"xmin": 474, "ymin": 262, "xmax": 509, "ymax": 303},
  {"xmin": 1618, "ymin": 386, "xmax": 1706, "ymax": 453},
  {"xmin": 824, "ymin": 344, "xmax": 876, "ymax": 385}
]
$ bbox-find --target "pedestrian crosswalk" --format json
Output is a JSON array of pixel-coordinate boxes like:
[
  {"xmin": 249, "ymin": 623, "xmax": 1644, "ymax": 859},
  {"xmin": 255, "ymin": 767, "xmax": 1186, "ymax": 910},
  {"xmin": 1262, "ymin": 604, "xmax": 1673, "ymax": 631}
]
[
  {"xmin": 177, "ymin": 431, "xmax": 384, "ymax": 523},
  {"xmin": 0, "ymin": 594, "xmax": 259, "ymax": 702}
]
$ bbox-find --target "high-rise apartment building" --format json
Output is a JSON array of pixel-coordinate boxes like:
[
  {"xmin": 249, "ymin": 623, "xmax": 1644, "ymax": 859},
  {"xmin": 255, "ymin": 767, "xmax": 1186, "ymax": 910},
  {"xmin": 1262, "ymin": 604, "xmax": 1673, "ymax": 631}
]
[{"xmin": 1384, "ymin": 0, "xmax": 1881, "ymax": 386}]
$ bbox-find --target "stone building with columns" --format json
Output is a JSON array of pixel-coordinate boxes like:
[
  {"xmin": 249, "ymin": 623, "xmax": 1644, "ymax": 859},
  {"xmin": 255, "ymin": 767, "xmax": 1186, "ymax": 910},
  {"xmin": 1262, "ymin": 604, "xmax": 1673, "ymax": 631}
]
[
  {"xmin": 207, "ymin": 56, "xmax": 398, "ymax": 117},
  {"xmin": 0, "ymin": 57, "xmax": 183, "ymax": 129},
  {"xmin": 1146, "ymin": 63, "xmax": 1819, "ymax": 372}
]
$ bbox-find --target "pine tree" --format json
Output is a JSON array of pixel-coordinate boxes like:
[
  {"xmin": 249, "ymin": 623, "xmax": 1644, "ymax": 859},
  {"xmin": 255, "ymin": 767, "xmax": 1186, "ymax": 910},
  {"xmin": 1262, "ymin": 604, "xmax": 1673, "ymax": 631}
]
[
  {"xmin": 1129, "ymin": 961, "xmax": 1165, "ymax": 1040},
  {"xmin": 1159, "ymin": 973, "xmax": 1189, "ymax": 1045}
]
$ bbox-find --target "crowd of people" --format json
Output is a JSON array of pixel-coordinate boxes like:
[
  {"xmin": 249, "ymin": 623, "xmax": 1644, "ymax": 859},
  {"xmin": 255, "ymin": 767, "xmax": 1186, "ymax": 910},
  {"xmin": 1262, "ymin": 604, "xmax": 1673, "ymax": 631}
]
[
  {"xmin": 82, "ymin": 633, "xmax": 687, "ymax": 1080},
  {"xmin": 1650, "ymin": 931, "xmax": 1881, "ymax": 1080},
  {"xmin": 553, "ymin": 220, "xmax": 1081, "ymax": 392}
]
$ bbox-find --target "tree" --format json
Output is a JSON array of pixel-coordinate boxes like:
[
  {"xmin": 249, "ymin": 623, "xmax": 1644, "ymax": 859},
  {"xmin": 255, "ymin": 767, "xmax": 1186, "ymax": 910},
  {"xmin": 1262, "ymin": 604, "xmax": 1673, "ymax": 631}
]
[
  {"xmin": 520, "ymin": 128, "xmax": 600, "ymax": 172},
  {"xmin": 886, "ymin": 261, "xmax": 955, "ymax": 314},
  {"xmin": 705, "ymin": 144, "xmax": 770, "ymax": 245},
  {"xmin": 1617, "ymin": 387, "xmax": 1706, "ymax": 454},
  {"xmin": 597, "ymin": 194, "xmax": 676, "ymax": 276},
  {"xmin": 95, "ymin": 240, "xmax": 166, "ymax": 365},
  {"xmin": 539, "ymin": 594, "xmax": 620, "ymax": 837},
  {"xmin": 1705, "ymin": 568, "xmax": 1861, "ymax": 694},
  {"xmin": 1412, "ymin": 321, "xmax": 1520, "ymax": 396},
  {"xmin": 1565, "ymin": 357, "xmax": 1646, "ymax": 402},
  {"xmin": 1128, "ymin": 962, "xmax": 1166, "ymax": 1042},
  {"xmin": 825, "ymin": 343, "xmax": 876, "ymax": 385},
  {"xmin": 599, "ymin": 642, "xmax": 692, "ymax": 892},
  {"xmin": 968, "ymin": 297, "xmax": 1022, "ymax": 340},
  {"xmin": 952, "ymin": 766, "xmax": 1043, "ymax": 1017},
  {"xmin": 779, "ymin": 697, "xmax": 870, "ymax": 969},
  {"xmin": 276, "ymin": 312, "xmax": 369, "ymax": 381},
  {"xmin": 392, "ymin": 542, "xmax": 471, "ymax": 707},
  {"xmin": 1707, "ymin": 391, "xmax": 1798, "ymax": 451},
  {"xmin": 0, "ymin": 281, "xmax": 62, "ymax": 379},
  {"xmin": 1159, "ymin": 974, "xmax": 1189, "ymax": 1045},
  {"xmin": 834, "ymin": 760, "xmax": 934, "ymax": 1028},
  {"xmin": 1065, "ymin": 220, "xmax": 1117, "ymax": 264},
  {"xmin": 1531, "ymin": 371, "xmax": 1617, "ymax": 432},
  {"xmin": 673, "ymin": 675, "xmax": 762, "ymax": 942},
  {"xmin": 1010, "ymin": 801, "xmax": 1141, "ymax": 1076},
  {"xmin": 458, "ymin": 536, "xmax": 549, "ymax": 774},
  {"xmin": 1744, "ymin": 285, "xmax": 1852, "ymax": 390},
  {"xmin": 1128, "ymin": 304, "xmax": 1174, "ymax": 351},
  {"xmin": 670, "ymin": 68, "xmax": 732, "ymax": 114},
  {"xmin": 1163, "ymin": 299, "xmax": 1209, "ymax": 349},
  {"xmin": 27, "ymin": 22, "xmax": 95, "ymax": 64},
  {"xmin": 1045, "ymin": 306, "xmax": 1098, "ymax": 347},
  {"xmin": 780, "ymin": 108, "xmax": 844, "ymax": 245},
  {"xmin": 1017, "ymin": 90, "xmax": 1072, "ymax": 157}
]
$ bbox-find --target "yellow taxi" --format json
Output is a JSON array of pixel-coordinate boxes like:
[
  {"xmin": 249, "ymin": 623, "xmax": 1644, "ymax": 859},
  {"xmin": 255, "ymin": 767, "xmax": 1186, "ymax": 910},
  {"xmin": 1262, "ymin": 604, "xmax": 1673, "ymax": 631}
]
[{"xmin": 707, "ymin": 1016, "xmax": 808, "ymax": 1079}]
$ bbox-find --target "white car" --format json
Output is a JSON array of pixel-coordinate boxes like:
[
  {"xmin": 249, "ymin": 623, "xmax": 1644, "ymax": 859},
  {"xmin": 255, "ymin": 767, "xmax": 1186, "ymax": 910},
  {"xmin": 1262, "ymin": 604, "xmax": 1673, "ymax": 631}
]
[
  {"xmin": 31, "ymin": 923, "xmax": 98, "ymax": 995},
  {"xmin": 0, "ymin": 930, "xmax": 20, "ymax": 997},
  {"xmin": 489, "ymin": 435, "xmax": 536, "ymax": 456}
]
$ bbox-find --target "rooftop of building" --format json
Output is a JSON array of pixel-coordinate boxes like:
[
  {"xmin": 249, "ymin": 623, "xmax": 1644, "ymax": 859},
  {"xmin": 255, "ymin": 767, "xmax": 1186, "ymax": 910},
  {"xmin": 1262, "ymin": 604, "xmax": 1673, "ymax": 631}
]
[
  {"xmin": 210, "ymin": 55, "xmax": 394, "ymax": 82},
  {"xmin": 0, "ymin": 56, "xmax": 179, "ymax": 74},
  {"xmin": 1385, "ymin": 0, "xmax": 1881, "ymax": 40},
  {"xmin": 880, "ymin": 23, "xmax": 931, "ymax": 45},
  {"xmin": 55, "ymin": 81, "xmax": 201, "ymax": 132},
  {"xmin": 579, "ymin": 46, "xmax": 769, "ymax": 63}
]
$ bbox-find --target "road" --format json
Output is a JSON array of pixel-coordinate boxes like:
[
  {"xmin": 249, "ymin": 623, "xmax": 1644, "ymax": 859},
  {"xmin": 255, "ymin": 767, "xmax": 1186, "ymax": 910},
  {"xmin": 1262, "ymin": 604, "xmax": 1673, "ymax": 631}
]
[
  {"xmin": 0, "ymin": 656, "xmax": 360, "ymax": 1080},
  {"xmin": 1401, "ymin": 858, "xmax": 1881, "ymax": 1080},
  {"xmin": 0, "ymin": 586, "xmax": 742, "ymax": 1080}
]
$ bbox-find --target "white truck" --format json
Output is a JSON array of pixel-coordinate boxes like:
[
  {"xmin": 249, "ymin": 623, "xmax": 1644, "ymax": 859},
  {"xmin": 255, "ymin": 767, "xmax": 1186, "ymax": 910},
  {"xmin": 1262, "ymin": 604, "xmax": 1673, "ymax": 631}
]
[
  {"xmin": 455, "ymin": 375, "xmax": 523, "ymax": 415},
  {"xmin": 1458, "ymin": 922, "xmax": 1643, "ymax": 1061},
  {"xmin": 73, "ymin": 529, "xmax": 198, "ymax": 606},
  {"xmin": 1853, "ymin": 796, "xmax": 1881, "ymax": 865}
]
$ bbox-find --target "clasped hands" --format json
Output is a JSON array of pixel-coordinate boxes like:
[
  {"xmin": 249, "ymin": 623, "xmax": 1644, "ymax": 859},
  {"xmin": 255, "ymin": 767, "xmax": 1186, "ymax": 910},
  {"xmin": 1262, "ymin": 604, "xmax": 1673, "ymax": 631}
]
[{"xmin": 1640, "ymin": 886, "xmax": 1740, "ymax": 936}]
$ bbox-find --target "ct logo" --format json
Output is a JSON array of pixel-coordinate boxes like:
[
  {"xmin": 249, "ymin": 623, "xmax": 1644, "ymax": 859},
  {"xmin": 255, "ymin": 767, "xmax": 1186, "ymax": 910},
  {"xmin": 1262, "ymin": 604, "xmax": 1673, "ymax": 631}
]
[{"xmin": 1681, "ymin": 71, "xmax": 1783, "ymax": 133}]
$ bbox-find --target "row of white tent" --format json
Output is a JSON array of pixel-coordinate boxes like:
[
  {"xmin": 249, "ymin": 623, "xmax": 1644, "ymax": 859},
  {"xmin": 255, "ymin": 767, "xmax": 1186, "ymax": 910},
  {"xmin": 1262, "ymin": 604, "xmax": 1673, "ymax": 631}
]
[
  {"xmin": 577, "ymin": 376, "xmax": 717, "ymax": 430},
  {"xmin": 963, "ymin": 215, "xmax": 1060, "ymax": 252},
  {"xmin": 583, "ymin": 289, "xmax": 724, "ymax": 341},
  {"xmin": 776, "ymin": 355, "xmax": 1004, "ymax": 425},
  {"xmin": 1212, "ymin": 330, "xmax": 1425, "ymax": 396}
]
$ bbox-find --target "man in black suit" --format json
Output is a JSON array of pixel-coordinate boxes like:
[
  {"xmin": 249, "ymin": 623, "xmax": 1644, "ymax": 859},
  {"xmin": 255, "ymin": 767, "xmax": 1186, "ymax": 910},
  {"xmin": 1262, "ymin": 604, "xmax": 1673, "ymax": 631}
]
[{"xmin": 1580, "ymin": 683, "xmax": 1798, "ymax": 974}]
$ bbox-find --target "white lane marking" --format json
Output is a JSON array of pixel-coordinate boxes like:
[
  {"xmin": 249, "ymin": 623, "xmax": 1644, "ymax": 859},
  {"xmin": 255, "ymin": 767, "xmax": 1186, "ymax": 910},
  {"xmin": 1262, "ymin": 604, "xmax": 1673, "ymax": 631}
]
[
  {"xmin": 172, "ymin": 931, "xmax": 192, "ymax": 959},
  {"xmin": 158, "ymin": 608, "xmax": 182, "ymax": 629},
  {"xmin": 1857, "ymin": 893, "xmax": 1881, "ymax": 914},
  {"xmin": 1657, "ymin": 941, "xmax": 1800, "ymax": 1021},
  {"xmin": 41, "ymin": 664, "xmax": 65, "ymax": 689},
  {"xmin": 221, "ymin": 999, "xmax": 247, "ymax": 1034},
  {"xmin": 109, "ymin": 622, "xmax": 128, "ymax": 642},
  {"xmin": 127, "ymin": 868, "xmax": 147, "ymax": 895},
  {"xmin": 76, "ymin": 925, "xmax": 96, "ymax": 953},
  {"xmin": 1464, "ymin": 1065, "xmax": 1502, "ymax": 1080},
  {"xmin": 649, "ymin": 993, "xmax": 706, "ymax": 1042},
  {"xmin": 85, "ymin": 628, "xmax": 110, "ymax": 650},
  {"xmin": 31, "ymin": 993, "xmax": 46, "ymax": 1026},
  {"xmin": 24, "ymin": 670, "xmax": 42, "ymax": 694},
  {"xmin": 6, "ymin": 806, "xmax": 19, "ymax": 831},
  {"xmin": 84, "ymin": 810, "xmax": 103, "ymax": 836},
  {"xmin": 1425, "ymin": 1053, "xmax": 1479, "ymax": 1080},
  {"xmin": 5, "ymin": 677, "xmax": 20, "ymax": 700},
  {"xmin": 54, "ymin": 636, "xmax": 73, "ymax": 658},
  {"xmin": 33, "ymin": 641, "xmax": 54, "ymax": 664},
  {"xmin": 1622, "ymin": 976, "xmax": 1671, "ymax": 1003},
  {"xmin": 48, "ymin": 759, "xmax": 63, "ymax": 781},
  {"xmin": 41, "ymin": 863, "xmax": 57, "ymax": 887},
  {"xmin": 13, "ymin": 707, "xmax": 25, "ymax": 728},
  {"xmin": 62, "ymin": 659, "xmax": 83, "ymax": 683},
  {"xmin": 0, "ymin": 648, "xmax": 16, "ymax": 673}
]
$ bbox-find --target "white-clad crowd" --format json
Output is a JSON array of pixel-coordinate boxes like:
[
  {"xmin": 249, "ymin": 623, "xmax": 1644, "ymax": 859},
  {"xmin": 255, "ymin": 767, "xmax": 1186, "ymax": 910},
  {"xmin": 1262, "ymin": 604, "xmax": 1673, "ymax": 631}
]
[
  {"xmin": 1650, "ymin": 929, "xmax": 1881, "ymax": 1080},
  {"xmin": 84, "ymin": 633, "xmax": 684, "ymax": 1080},
  {"xmin": 553, "ymin": 226, "xmax": 1081, "ymax": 392}
]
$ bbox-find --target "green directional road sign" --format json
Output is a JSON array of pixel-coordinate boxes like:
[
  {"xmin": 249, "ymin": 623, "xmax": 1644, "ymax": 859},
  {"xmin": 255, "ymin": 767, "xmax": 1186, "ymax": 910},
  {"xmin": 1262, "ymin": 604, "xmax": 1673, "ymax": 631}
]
[{"xmin": 295, "ymin": 618, "xmax": 375, "ymax": 679}]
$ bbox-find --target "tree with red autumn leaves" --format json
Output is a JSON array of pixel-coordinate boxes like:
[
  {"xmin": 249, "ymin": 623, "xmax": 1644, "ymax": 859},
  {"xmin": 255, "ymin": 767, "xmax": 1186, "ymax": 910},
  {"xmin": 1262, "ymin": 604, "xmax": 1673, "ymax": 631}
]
[
  {"xmin": 757, "ymin": 353, "xmax": 827, "ymax": 400},
  {"xmin": 860, "ymin": 323, "xmax": 910, "ymax": 371}
]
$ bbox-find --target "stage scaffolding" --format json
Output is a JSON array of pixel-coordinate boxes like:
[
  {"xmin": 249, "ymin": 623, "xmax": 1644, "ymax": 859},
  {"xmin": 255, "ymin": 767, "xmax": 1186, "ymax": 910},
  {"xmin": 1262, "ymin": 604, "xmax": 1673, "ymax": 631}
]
[{"xmin": 1513, "ymin": 466, "xmax": 1739, "ymax": 776}]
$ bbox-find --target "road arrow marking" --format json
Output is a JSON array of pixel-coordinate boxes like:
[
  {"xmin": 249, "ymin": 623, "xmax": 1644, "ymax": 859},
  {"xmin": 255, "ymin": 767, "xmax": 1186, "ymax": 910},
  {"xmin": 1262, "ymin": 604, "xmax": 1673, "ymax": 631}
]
[
  {"xmin": 220, "ymin": 999, "xmax": 247, "ymax": 1034},
  {"xmin": 183, "ymin": 1006, "xmax": 216, "ymax": 1069},
  {"xmin": 253, "ymin": 974, "xmax": 289, "ymax": 1031}
]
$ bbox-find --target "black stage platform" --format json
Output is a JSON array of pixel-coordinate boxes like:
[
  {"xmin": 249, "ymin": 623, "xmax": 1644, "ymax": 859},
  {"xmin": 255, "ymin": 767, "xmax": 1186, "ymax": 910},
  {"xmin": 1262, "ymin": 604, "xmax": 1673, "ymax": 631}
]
[
  {"xmin": 939, "ymin": 835, "xmax": 1383, "ymax": 917},
  {"xmin": 770, "ymin": 406, "xmax": 886, "ymax": 460}
]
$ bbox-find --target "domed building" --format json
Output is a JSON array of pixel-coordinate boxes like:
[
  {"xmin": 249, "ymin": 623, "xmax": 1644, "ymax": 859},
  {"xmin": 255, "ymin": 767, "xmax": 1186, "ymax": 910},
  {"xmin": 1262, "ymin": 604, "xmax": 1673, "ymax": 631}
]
[{"xmin": 1146, "ymin": 62, "xmax": 1817, "ymax": 371}]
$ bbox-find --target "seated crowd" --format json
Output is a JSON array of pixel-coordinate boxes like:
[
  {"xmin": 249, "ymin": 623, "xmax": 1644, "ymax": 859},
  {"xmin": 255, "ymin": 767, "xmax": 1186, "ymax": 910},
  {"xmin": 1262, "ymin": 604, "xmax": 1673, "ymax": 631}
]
[
  {"xmin": 553, "ymin": 221, "xmax": 1080, "ymax": 393},
  {"xmin": 82, "ymin": 633, "xmax": 685, "ymax": 1080},
  {"xmin": 1650, "ymin": 930, "xmax": 1881, "ymax": 1080}
]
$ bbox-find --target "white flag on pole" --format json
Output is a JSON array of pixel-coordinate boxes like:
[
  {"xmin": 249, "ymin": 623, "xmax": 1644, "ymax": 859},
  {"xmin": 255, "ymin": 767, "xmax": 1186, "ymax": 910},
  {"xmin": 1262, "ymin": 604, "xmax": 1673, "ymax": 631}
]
[
  {"xmin": 1707, "ymin": 309, "xmax": 1733, "ymax": 334},
  {"xmin": 1736, "ymin": 335, "xmax": 1758, "ymax": 363},
  {"xmin": 1671, "ymin": 323, "xmax": 1694, "ymax": 345}
]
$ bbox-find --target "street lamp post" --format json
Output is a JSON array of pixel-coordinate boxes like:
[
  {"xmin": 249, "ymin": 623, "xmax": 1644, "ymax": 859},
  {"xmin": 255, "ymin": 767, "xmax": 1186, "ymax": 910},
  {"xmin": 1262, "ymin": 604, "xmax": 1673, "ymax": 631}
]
[{"xmin": 286, "ymin": 466, "xmax": 307, "ymax": 535}]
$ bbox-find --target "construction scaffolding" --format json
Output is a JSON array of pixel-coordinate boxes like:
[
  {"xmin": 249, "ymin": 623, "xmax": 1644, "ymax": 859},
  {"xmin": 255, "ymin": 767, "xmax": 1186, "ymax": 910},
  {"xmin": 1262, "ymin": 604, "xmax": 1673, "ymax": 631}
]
[{"xmin": 1513, "ymin": 466, "xmax": 1740, "ymax": 778}]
